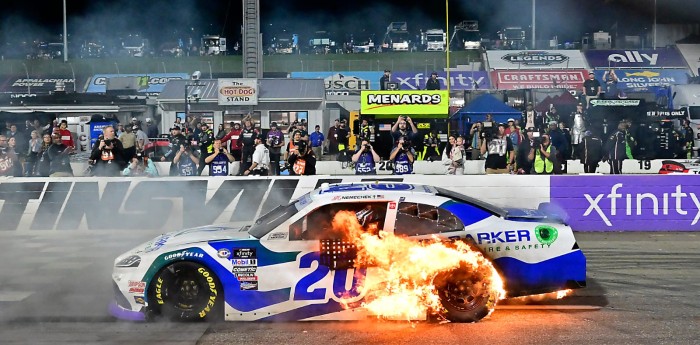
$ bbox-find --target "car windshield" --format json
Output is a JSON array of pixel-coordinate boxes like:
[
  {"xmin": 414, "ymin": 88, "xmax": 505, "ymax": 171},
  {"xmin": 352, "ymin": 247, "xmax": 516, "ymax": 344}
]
[
  {"xmin": 434, "ymin": 187, "xmax": 506, "ymax": 217},
  {"xmin": 248, "ymin": 197, "xmax": 305, "ymax": 239}
]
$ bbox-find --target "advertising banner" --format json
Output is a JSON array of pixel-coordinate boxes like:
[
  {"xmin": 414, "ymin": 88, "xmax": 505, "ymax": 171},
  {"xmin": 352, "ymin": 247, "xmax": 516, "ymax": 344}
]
[
  {"xmin": 0, "ymin": 75, "xmax": 80, "ymax": 98},
  {"xmin": 550, "ymin": 175, "xmax": 700, "ymax": 231},
  {"xmin": 490, "ymin": 70, "xmax": 587, "ymax": 90},
  {"xmin": 291, "ymin": 71, "xmax": 491, "ymax": 93},
  {"xmin": 584, "ymin": 48, "xmax": 687, "ymax": 69},
  {"xmin": 86, "ymin": 73, "xmax": 188, "ymax": 94},
  {"xmin": 217, "ymin": 78, "xmax": 258, "ymax": 105},
  {"xmin": 360, "ymin": 90, "xmax": 449, "ymax": 115},
  {"xmin": 676, "ymin": 44, "xmax": 700, "ymax": 77},
  {"xmin": 486, "ymin": 50, "xmax": 588, "ymax": 70},
  {"xmin": 290, "ymin": 71, "xmax": 380, "ymax": 95},
  {"xmin": 391, "ymin": 71, "xmax": 491, "ymax": 90},
  {"xmin": 593, "ymin": 69, "xmax": 689, "ymax": 92}
]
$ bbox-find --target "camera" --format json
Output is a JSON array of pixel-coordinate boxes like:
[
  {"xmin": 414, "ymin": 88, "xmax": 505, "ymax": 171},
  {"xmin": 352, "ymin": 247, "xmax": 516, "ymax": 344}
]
[
  {"xmin": 531, "ymin": 131, "xmax": 542, "ymax": 146},
  {"xmin": 104, "ymin": 139, "xmax": 113, "ymax": 147},
  {"xmin": 363, "ymin": 144, "xmax": 371, "ymax": 152},
  {"xmin": 295, "ymin": 140, "xmax": 307, "ymax": 155},
  {"xmin": 481, "ymin": 121, "xmax": 496, "ymax": 140},
  {"xmin": 191, "ymin": 70, "xmax": 201, "ymax": 81}
]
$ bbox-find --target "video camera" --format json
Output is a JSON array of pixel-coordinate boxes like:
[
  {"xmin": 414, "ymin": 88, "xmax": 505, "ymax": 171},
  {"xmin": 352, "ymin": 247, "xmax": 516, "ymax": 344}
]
[
  {"xmin": 531, "ymin": 131, "xmax": 542, "ymax": 146},
  {"xmin": 480, "ymin": 121, "xmax": 497, "ymax": 140},
  {"xmin": 295, "ymin": 140, "xmax": 308, "ymax": 155}
]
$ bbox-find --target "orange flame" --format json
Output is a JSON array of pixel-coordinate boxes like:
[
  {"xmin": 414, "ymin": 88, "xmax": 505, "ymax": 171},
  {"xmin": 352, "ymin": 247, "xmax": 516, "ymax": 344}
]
[
  {"xmin": 331, "ymin": 210, "xmax": 506, "ymax": 321},
  {"xmin": 505, "ymin": 289, "xmax": 573, "ymax": 304}
]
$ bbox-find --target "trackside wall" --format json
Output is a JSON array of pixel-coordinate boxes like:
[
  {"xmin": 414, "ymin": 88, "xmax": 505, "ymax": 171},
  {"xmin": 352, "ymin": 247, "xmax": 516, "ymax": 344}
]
[{"xmin": 0, "ymin": 175, "xmax": 697, "ymax": 232}]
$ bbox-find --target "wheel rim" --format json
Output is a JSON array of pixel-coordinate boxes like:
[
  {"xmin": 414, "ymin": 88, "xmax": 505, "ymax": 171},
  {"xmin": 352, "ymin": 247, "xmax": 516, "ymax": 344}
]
[
  {"xmin": 439, "ymin": 276, "xmax": 488, "ymax": 312},
  {"xmin": 163, "ymin": 264, "xmax": 209, "ymax": 313}
]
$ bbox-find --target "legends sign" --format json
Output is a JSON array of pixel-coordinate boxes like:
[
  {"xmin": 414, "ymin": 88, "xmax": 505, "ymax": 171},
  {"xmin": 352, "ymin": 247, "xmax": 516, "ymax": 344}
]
[{"xmin": 487, "ymin": 50, "xmax": 587, "ymax": 70}]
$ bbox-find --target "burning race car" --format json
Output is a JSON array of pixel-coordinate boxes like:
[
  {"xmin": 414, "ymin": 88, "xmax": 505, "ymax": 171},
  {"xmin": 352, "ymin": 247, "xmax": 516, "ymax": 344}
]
[{"xmin": 111, "ymin": 182, "xmax": 586, "ymax": 323}]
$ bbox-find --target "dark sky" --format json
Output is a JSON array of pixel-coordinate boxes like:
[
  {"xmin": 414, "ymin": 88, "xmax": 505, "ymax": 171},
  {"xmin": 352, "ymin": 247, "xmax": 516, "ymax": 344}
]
[{"xmin": 0, "ymin": 0, "xmax": 696, "ymax": 47}]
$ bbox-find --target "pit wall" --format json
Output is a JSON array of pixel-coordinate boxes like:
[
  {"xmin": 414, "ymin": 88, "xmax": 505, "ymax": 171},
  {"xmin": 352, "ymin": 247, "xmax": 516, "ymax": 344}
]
[{"xmin": 0, "ymin": 175, "xmax": 697, "ymax": 232}]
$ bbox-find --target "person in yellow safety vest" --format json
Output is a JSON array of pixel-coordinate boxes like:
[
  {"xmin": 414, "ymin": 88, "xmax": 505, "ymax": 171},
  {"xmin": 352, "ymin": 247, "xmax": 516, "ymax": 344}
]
[
  {"xmin": 421, "ymin": 131, "xmax": 441, "ymax": 161},
  {"xmin": 527, "ymin": 133, "xmax": 558, "ymax": 175}
]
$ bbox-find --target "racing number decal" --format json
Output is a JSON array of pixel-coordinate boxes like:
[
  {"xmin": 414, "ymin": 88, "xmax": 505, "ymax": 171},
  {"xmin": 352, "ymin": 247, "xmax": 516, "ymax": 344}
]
[
  {"xmin": 293, "ymin": 252, "xmax": 365, "ymax": 301},
  {"xmin": 294, "ymin": 252, "xmax": 330, "ymax": 300}
]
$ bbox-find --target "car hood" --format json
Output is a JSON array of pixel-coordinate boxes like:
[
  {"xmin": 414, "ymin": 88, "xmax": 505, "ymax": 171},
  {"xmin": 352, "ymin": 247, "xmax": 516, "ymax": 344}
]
[{"xmin": 136, "ymin": 224, "xmax": 252, "ymax": 254}]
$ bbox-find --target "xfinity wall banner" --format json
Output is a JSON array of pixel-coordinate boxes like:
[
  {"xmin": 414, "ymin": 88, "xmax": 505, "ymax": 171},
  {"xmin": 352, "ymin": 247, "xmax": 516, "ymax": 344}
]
[
  {"xmin": 584, "ymin": 48, "xmax": 687, "ymax": 68},
  {"xmin": 361, "ymin": 90, "xmax": 449, "ymax": 115},
  {"xmin": 217, "ymin": 78, "xmax": 258, "ymax": 105},
  {"xmin": 491, "ymin": 70, "xmax": 587, "ymax": 90},
  {"xmin": 550, "ymin": 175, "xmax": 700, "ymax": 231},
  {"xmin": 391, "ymin": 71, "xmax": 491, "ymax": 90},
  {"xmin": 86, "ymin": 73, "xmax": 188, "ymax": 94},
  {"xmin": 593, "ymin": 69, "xmax": 689, "ymax": 92},
  {"xmin": 486, "ymin": 50, "xmax": 587, "ymax": 70}
]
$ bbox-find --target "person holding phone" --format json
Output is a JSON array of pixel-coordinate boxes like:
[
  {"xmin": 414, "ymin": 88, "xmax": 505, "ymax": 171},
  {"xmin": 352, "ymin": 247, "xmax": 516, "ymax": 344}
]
[{"xmin": 204, "ymin": 139, "xmax": 235, "ymax": 176}]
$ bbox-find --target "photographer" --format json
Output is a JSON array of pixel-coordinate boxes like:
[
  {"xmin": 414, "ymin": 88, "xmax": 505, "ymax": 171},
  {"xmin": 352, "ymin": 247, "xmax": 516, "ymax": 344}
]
[
  {"xmin": 173, "ymin": 142, "xmax": 199, "ymax": 176},
  {"xmin": 352, "ymin": 139, "xmax": 380, "ymax": 175},
  {"xmin": 161, "ymin": 126, "xmax": 188, "ymax": 175},
  {"xmin": 204, "ymin": 139, "xmax": 235, "ymax": 176},
  {"xmin": 245, "ymin": 136, "xmax": 270, "ymax": 176},
  {"xmin": 89, "ymin": 126, "xmax": 127, "ymax": 177},
  {"xmin": 288, "ymin": 138, "xmax": 316, "ymax": 176},
  {"xmin": 480, "ymin": 123, "xmax": 515, "ymax": 174},
  {"xmin": 389, "ymin": 135, "xmax": 414, "ymax": 175},
  {"xmin": 527, "ymin": 133, "xmax": 558, "ymax": 175},
  {"xmin": 391, "ymin": 115, "xmax": 417, "ymax": 149},
  {"xmin": 122, "ymin": 153, "xmax": 158, "ymax": 177}
]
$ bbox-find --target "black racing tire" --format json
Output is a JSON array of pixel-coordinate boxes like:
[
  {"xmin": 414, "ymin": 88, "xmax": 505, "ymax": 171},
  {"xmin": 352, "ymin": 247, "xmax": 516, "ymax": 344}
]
[
  {"xmin": 434, "ymin": 264, "xmax": 497, "ymax": 323},
  {"xmin": 148, "ymin": 261, "xmax": 223, "ymax": 322}
]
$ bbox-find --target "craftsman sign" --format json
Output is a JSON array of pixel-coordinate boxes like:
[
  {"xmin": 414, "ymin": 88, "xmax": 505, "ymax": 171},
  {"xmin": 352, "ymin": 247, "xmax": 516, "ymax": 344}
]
[
  {"xmin": 217, "ymin": 78, "xmax": 258, "ymax": 105},
  {"xmin": 490, "ymin": 70, "xmax": 587, "ymax": 90}
]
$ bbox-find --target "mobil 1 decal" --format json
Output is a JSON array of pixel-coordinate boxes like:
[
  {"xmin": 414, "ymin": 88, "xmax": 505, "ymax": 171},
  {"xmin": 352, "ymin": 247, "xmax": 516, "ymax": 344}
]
[{"xmin": 232, "ymin": 248, "xmax": 259, "ymax": 290}]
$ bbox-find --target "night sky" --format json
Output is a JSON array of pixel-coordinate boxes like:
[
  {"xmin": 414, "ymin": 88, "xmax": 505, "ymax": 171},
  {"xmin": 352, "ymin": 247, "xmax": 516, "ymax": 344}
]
[{"xmin": 0, "ymin": 0, "xmax": 696, "ymax": 47}]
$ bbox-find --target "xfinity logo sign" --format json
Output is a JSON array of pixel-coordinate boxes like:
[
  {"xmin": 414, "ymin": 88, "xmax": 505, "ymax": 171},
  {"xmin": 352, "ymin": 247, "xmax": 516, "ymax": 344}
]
[
  {"xmin": 607, "ymin": 51, "xmax": 658, "ymax": 65},
  {"xmin": 501, "ymin": 52, "xmax": 569, "ymax": 66},
  {"xmin": 582, "ymin": 183, "xmax": 700, "ymax": 227}
]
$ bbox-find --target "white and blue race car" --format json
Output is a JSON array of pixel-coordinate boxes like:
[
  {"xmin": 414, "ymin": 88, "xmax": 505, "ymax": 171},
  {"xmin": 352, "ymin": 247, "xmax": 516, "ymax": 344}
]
[{"xmin": 111, "ymin": 182, "xmax": 586, "ymax": 323}]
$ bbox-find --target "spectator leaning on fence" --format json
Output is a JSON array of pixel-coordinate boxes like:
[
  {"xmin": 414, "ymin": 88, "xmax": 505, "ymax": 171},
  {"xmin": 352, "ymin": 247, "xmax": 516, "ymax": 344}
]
[{"xmin": 122, "ymin": 153, "xmax": 158, "ymax": 177}]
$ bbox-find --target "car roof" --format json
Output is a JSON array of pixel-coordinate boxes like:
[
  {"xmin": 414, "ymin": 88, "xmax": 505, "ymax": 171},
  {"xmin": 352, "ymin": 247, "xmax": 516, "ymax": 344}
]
[{"xmin": 312, "ymin": 182, "xmax": 437, "ymax": 199}]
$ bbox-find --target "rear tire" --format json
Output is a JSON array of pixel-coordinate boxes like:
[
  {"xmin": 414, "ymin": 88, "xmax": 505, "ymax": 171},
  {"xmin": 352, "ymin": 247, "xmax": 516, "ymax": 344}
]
[
  {"xmin": 434, "ymin": 264, "xmax": 497, "ymax": 323},
  {"xmin": 149, "ymin": 261, "xmax": 223, "ymax": 322}
]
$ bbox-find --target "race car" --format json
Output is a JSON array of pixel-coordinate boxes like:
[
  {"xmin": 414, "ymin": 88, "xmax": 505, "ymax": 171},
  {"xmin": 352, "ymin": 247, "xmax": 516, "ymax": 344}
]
[
  {"xmin": 111, "ymin": 182, "xmax": 586, "ymax": 323},
  {"xmin": 659, "ymin": 159, "xmax": 700, "ymax": 174}
]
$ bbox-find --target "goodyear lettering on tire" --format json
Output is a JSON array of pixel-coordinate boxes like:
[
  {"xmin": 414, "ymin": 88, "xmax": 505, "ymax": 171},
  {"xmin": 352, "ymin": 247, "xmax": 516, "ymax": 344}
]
[{"xmin": 197, "ymin": 267, "xmax": 219, "ymax": 318}]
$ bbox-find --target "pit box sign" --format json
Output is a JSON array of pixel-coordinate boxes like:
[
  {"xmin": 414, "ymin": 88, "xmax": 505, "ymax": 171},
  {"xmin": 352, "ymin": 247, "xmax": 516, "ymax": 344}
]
[
  {"xmin": 217, "ymin": 78, "xmax": 258, "ymax": 105},
  {"xmin": 360, "ymin": 90, "xmax": 449, "ymax": 115},
  {"xmin": 584, "ymin": 48, "xmax": 687, "ymax": 68},
  {"xmin": 486, "ymin": 50, "xmax": 588, "ymax": 70}
]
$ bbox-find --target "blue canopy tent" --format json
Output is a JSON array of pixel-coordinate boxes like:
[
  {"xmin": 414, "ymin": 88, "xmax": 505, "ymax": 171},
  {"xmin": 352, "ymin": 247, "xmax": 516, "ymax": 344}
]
[{"xmin": 450, "ymin": 93, "xmax": 522, "ymax": 136}]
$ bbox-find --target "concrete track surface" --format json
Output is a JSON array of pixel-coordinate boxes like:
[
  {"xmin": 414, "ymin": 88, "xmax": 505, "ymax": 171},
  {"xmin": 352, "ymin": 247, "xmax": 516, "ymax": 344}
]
[{"xmin": 0, "ymin": 231, "xmax": 698, "ymax": 345}]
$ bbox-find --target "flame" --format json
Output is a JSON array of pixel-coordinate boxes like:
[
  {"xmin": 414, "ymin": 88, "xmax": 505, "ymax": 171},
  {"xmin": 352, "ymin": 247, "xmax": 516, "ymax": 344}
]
[
  {"xmin": 330, "ymin": 210, "xmax": 505, "ymax": 321},
  {"xmin": 505, "ymin": 289, "xmax": 573, "ymax": 304}
]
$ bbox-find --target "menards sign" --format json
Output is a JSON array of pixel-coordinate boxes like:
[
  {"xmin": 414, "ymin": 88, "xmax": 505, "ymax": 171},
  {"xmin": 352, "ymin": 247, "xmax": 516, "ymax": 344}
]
[{"xmin": 360, "ymin": 90, "xmax": 449, "ymax": 115}]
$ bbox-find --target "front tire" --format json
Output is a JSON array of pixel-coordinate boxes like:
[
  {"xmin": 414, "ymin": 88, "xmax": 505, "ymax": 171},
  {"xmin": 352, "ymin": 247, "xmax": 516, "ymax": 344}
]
[
  {"xmin": 434, "ymin": 264, "xmax": 497, "ymax": 323},
  {"xmin": 149, "ymin": 261, "xmax": 223, "ymax": 322}
]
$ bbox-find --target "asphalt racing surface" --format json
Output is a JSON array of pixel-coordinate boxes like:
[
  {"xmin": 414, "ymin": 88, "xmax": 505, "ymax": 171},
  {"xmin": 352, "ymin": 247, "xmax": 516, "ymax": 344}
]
[{"xmin": 0, "ymin": 230, "xmax": 698, "ymax": 345}]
